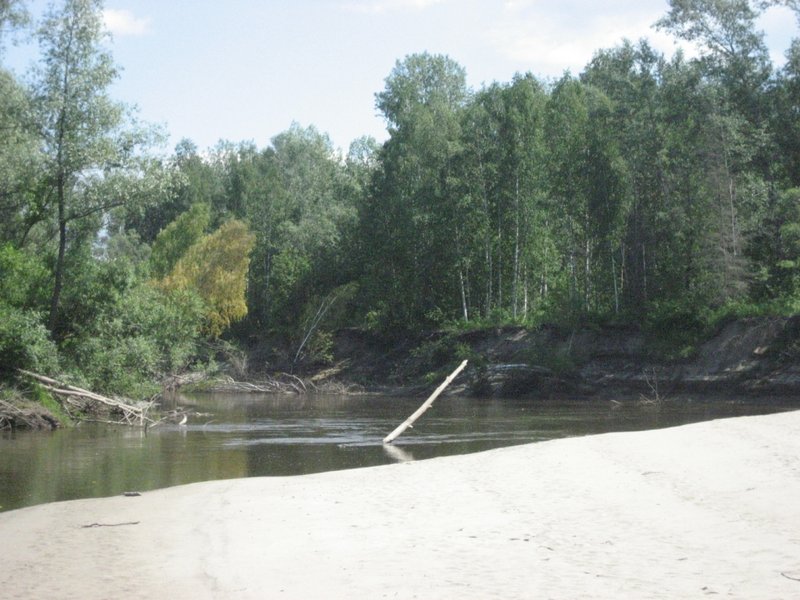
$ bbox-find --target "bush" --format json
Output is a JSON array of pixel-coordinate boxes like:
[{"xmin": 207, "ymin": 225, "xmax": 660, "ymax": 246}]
[
  {"xmin": 0, "ymin": 244, "xmax": 50, "ymax": 311},
  {"xmin": 644, "ymin": 299, "xmax": 712, "ymax": 360},
  {"xmin": 61, "ymin": 284, "xmax": 205, "ymax": 397},
  {"xmin": 0, "ymin": 304, "xmax": 59, "ymax": 376}
]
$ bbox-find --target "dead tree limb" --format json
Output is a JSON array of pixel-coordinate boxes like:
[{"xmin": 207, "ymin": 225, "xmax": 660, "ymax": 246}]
[
  {"xmin": 81, "ymin": 521, "xmax": 140, "ymax": 528},
  {"xmin": 383, "ymin": 360, "xmax": 468, "ymax": 444},
  {"xmin": 16, "ymin": 369, "xmax": 153, "ymax": 426},
  {"xmin": 292, "ymin": 290, "xmax": 340, "ymax": 369}
]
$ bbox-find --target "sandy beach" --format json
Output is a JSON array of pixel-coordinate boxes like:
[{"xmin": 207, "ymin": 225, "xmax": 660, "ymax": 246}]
[{"xmin": 2, "ymin": 410, "xmax": 800, "ymax": 599}]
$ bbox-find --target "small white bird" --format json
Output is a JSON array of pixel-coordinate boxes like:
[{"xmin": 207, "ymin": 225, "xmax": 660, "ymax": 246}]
[{"xmin": 178, "ymin": 414, "xmax": 188, "ymax": 426}]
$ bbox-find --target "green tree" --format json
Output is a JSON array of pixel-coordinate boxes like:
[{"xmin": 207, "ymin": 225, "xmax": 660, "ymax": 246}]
[
  {"xmin": 452, "ymin": 75, "xmax": 554, "ymax": 322},
  {"xmin": 33, "ymin": 0, "xmax": 155, "ymax": 332},
  {"xmin": 656, "ymin": 0, "xmax": 772, "ymax": 121},
  {"xmin": 493, "ymin": 74, "xmax": 550, "ymax": 319},
  {"xmin": 748, "ymin": 187, "xmax": 800, "ymax": 301},
  {"xmin": 359, "ymin": 53, "xmax": 468, "ymax": 331},
  {"xmin": 0, "ymin": 243, "xmax": 56, "ymax": 374},
  {"xmin": 544, "ymin": 75, "xmax": 628, "ymax": 316},
  {"xmin": 125, "ymin": 139, "xmax": 223, "ymax": 243},
  {"xmin": 771, "ymin": 40, "xmax": 800, "ymax": 185},
  {"xmin": 237, "ymin": 125, "xmax": 356, "ymax": 339},
  {"xmin": 0, "ymin": 67, "xmax": 42, "ymax": 247}
]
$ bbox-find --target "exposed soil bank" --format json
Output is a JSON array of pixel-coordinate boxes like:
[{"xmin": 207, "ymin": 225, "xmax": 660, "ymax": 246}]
[
  {"xmin": 2, "ymin": 410, "xmax": 799, "ymax": 599},
  {"xmin": 311, "ymin": 315, "xmax": 800, "ymax": 398},
  {"xmin": 0, "ymin": 397, "xmax": 61, "ymax": 430},
  {"xmin": 5, "ymin": 315, "xmax": 797, "ymax": 428}
]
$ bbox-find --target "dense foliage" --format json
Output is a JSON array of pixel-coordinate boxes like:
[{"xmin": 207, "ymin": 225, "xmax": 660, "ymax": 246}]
[{"xmin": 2, "ymin": 0, "xmax": 800, "ymax": 397}]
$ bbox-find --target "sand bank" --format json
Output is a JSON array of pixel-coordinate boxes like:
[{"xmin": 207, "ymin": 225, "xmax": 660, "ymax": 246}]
[{"xmin": 2, "ymin": 411, "xmax": 800, "ymax": 599}]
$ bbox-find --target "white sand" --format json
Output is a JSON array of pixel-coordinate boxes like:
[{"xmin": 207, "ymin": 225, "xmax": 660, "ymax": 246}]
[{"xmin": 2, "ymin": 411, "xmax": 800, "ymax": 599}]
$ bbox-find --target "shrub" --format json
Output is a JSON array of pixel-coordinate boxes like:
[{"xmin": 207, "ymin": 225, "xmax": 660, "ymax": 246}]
[
  {"xmin": 0, "ymin": 304, "xmax": 59, "ymax": 376},
  {"xmin": 61, "ymin": 284, "xmax": 205, "ymax": 397}
]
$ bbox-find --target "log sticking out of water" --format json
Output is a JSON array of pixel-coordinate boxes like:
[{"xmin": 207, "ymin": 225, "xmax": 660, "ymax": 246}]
[
  {"xmin": 383, "ymin": 360, "xmax": 468, "ymax": 445},
  {"xmin": 16, "ymin": 369, "xmax": 154, "ymax": 426}
]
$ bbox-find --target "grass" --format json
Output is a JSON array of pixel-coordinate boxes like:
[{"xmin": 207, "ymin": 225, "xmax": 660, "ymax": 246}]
[{"xmin": 30, "ymin": 383, "xmax": 72, "ymax": 427}]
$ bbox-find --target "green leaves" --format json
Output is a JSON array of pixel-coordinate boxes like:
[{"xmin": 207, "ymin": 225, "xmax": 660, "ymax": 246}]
[
  {"xmin": 376, "ymin": 52, "xmax": 468, "ymax": 130},
  {"xmin": 0, "ymin": 304, "xmax": 59, "ymax": 375}
]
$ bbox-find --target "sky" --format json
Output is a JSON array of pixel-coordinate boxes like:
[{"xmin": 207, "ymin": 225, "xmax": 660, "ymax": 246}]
[{"xmin": 5, "ymin": 0, "xmax": 798, "ymax": 154}]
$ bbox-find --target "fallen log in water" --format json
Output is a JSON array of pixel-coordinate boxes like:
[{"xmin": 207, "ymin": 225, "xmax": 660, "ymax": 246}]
[{"xmin": 16, "ymin": 369, "xmax": 155, "ymax": 426}]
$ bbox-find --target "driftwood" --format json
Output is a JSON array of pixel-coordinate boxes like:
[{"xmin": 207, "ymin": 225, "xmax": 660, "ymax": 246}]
[
  {"xmin": 81, "ymin": 521, "xmax": 140, "ymax": 528},
  {"xmin": 205, "ymin": 373, "xmax": 311, "ymax": 395},
  {"xmin": 162, "ymin": 371, "xmax": 207, "ymax": 391},
  {"xmin": 16, "ymin": 369, "xmax": 155, "ymax": 426},
  {"xmin": 383, "ymin": 359, "xmax": 468, "ymax": 444}
]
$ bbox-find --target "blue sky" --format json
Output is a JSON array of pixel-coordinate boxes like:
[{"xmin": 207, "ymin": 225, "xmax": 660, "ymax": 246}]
[{"xmin": 5, "ymin": 0, "xmax": 797, "ymax": 153}]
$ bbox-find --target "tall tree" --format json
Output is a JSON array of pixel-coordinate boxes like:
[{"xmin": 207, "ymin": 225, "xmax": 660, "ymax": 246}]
[
  {"xmin": 361, "ymin": 53, "xmax": 468, "ymax": 330},
  {"xmin": 33, "ymin": 0, "xmax": 153, "ymax": 332},
  {"xmin": 0, "ymin": 1, "xmax": 37, "ymax": 247},
  {"xmin": 771, "ymin": 40, "xmax": 800, "ymax": 185},
  {"xmin": 0, "ymin": 69, "xmax": 41, "ymax": 247},
  {"xmin": 544, "ymin": 76, "xmax": 628, "ymax": 315},
  {"xmin": 656, "ymin": 0, "xmax": 771, "ymax": 123}
]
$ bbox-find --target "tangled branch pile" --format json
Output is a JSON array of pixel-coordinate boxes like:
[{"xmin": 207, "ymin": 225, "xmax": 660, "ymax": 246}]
[
  {"xmin": 207, "ymin": 373, "xmax": 309, "ymax": 395},
  {"xmin": 16, "ymin": 370, "xmax": 155, "ymax": 426}
]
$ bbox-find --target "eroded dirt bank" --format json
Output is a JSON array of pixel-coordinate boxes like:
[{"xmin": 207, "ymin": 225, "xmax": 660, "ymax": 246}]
[{"xmin": 309, "ymin": 316, "xmax": 800, "ymax": 398}]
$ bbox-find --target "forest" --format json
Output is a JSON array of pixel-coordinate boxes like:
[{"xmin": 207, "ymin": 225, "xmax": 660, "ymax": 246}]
[{"xmin": 2, "ymin": 0, "xmax": 800, "ymax": 401}]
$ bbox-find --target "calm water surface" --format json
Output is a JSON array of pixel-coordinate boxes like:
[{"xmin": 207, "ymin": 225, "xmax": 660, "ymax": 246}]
[{"xmin": 2, "ymin": 392, "xmax": 799, "ymax": 512}]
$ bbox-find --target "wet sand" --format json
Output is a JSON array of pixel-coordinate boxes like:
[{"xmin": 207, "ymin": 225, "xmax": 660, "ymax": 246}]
[{"xmin": 2, "ymin": 410, "xmax": 800, "ymax": 599}]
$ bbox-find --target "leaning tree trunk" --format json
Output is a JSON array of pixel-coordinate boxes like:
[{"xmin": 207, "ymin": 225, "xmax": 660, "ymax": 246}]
[{"xmin": 48, "ymin": 180, "xmax": 67, "ymax": 333}]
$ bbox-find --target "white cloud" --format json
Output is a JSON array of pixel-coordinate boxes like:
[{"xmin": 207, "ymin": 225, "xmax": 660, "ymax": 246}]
[
  {"xmin": 484, "ymin": 3, "xmax": 694, "ymax": 77},
  {"xmin": 758, "ymin": 5, "xmax": 797, "ymax": 68},
  {"xmin": 103, "ymin": 8, "xmax": 151, "ymax": 37},
  {"xmin": 341, "ymin": 0, "xmax": 446, "ymax": 15},
  {"xmin": 503, "ymin": 0, "xmax": 534, "ymax": 11}
]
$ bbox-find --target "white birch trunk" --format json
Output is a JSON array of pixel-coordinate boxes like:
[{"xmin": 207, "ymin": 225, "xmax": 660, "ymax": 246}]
[{"xmin": 383, "ymin": 360, "xmax": 468, "ymax": 444}]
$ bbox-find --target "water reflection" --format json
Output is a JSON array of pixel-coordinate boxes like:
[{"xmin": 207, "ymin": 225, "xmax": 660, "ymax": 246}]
[
  {"xmin": 383, "ymin": 444, "xmax": 414, "ymax": 463},
  {"xmin": 1, "ymin": 392, "xmax": 799, "ymax": 512}
]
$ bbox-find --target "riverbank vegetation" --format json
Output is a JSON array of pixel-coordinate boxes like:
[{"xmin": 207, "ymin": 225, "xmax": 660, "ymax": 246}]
[{"xmin": 2, "ymin": 0, "xmax": 800, "ymax": 423}]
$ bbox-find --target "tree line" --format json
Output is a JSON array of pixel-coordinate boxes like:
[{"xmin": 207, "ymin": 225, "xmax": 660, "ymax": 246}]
[{"xmin": 2, "ymin": 0, "xmax": 800, "ymax": 397}]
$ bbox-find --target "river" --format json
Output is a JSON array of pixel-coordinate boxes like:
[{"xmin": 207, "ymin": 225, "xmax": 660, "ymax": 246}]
[{"xmin": 1, "ymin": 392, "xmax": 799, "ymax": 512}]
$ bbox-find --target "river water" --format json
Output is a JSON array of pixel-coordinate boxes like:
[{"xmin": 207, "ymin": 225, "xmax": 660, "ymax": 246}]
[{"xmin": 1, "ymin": 392, "xmax": 799, "ymax": 512}]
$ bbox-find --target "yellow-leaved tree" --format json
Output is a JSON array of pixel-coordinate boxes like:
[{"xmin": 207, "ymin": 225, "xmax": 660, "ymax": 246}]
[{"xmin": 161, "ymin": 220, "xmax": 256, "ymax": 337}]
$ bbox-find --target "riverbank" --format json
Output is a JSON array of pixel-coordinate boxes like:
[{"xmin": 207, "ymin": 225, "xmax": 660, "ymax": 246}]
[
  {"xmin": 2, "ymin": 410, "xmax": 799, "ymax": 599},
  {"xmin": 3, "ymin": 315, "xmax": 798, "ymax": 430},
  {"xmin": 307, "ymin": 315, "xmax": 800, "ymax": 398}
]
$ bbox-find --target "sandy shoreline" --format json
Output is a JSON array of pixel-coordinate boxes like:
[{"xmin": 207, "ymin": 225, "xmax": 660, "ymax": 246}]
[{"xmin": 2, "ymin": 411, "xmax": 800, "ymax": 599}]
